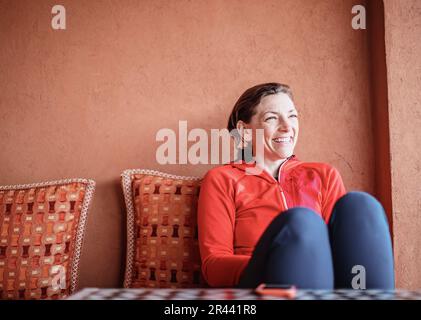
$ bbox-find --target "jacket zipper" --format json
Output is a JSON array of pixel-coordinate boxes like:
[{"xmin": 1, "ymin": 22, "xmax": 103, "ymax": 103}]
[
  {"xmin": 279, "ymin": 188, "xmax": 288, "ymax": 211},
  {"xmin": 269, "ymin": 158, "xmax": 290, "ymax": 211}
]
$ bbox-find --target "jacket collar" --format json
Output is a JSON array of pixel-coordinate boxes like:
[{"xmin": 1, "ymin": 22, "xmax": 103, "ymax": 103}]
[{"xmin": 228, "ymin": 154, "xmax": 299, "ymax": 183}]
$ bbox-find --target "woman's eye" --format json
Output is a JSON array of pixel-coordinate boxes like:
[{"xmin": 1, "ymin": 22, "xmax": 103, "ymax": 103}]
[
  {"xmin": 289, "ymin": 114, "xmax": 298, "ymax": 118},
  {"xmin": 265, "ymin": 116, "xmax": 277, "ymax": 121}
]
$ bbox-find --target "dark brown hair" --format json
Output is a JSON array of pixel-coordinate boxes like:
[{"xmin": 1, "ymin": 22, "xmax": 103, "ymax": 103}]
[{"xmin": 227, "ymin": 82, "xmax": 294, "ymax": 132}]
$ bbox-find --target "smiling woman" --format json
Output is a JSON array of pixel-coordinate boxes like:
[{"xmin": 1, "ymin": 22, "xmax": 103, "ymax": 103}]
[
  {"xmin": 197, "ymin": 82, "xmax": 395, "ymax": 290},
  {"xmin": 234, "ymin": 88, "xmax": 299, "ymax": 178}
]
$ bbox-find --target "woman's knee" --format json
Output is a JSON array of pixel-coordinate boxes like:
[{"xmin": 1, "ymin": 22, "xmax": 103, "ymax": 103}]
[
  {"xmin": 281, "ymin": 207, "xmax": 325, "ymax": 225},
  {"xmin": 336, "ymin": 191, "xmax": 381, "ymax": 209},
  {"xmin": 270, "ymin": 207, "xmax": 328, "ymax": 247},
  {"xmin": 330, "ymin": 191, "xmax": 389, "ymax": 227}
]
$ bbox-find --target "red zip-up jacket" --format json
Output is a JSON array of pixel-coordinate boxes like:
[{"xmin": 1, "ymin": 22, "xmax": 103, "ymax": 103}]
[{"xmin": 197, "ymin": 155, "xmax": 346, "ymax": 287}]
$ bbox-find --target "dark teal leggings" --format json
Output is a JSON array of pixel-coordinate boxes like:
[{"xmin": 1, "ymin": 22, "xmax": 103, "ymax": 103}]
[{"xmin": 237, "ymin": 192, "xmax": 395, "ymax": 289}]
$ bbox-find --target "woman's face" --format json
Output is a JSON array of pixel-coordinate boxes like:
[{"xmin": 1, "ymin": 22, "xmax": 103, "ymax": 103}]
[{"xmin": 240, "ymin": 93, "xmax": 299, "ymax": 161}]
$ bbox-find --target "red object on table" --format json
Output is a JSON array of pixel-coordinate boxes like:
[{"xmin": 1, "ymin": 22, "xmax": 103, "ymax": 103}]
[{"xmin": 254, "ymin": 283, "xmax": 297, "ymax": 299}]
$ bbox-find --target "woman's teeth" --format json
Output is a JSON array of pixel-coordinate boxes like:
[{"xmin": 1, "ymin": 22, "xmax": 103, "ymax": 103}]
[{"xmin": 273, "ymin": 137, "xmax": 291, "ymax": 143}]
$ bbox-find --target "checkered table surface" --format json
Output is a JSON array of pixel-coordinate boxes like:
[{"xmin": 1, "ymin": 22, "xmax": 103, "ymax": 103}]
[{"xmin": 68, "ymin": 288, "xmax": 421, "ymax": 300}]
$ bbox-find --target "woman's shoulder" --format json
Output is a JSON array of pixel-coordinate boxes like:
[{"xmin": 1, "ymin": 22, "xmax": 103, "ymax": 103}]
[
  {"xmin": 290, "ymin": 159, "xmax": 342, "ymax": 178},
  {"xmin": 202, "ymin": 162, "xmax": 245, "ymax": 182},
  {"xmin": 199, "ymin": 164, "xmax": 245, "ymax": 195}
]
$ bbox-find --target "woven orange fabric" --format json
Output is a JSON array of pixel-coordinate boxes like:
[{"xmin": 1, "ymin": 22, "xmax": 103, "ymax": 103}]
[
  {"xmin": 122, "ymin": 170, "xmax": 206, "ymax": 288},
  {"xmin": 0, "ymin": 179, "xmax": 95, "ymax": 299}
]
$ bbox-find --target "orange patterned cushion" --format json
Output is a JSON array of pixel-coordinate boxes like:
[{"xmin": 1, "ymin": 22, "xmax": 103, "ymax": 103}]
[
  {"xmin": 0, "ymin": 179, "xmax": 95, "ymax": 299},
  {"xmin": 121, "ymin": 169, "xmax": 206, "ymax": 288}
]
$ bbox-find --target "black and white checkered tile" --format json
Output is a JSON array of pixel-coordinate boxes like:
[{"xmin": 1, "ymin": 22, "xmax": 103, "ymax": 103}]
[{"xmin": 68, "ymin": 288, "xmax": 421, "ymax": 300}]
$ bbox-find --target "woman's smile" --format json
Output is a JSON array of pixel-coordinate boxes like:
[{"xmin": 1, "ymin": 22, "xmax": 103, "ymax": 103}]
[
  {"xmin": 272, "ymin": 136, "xmax": 293, "ymax": 144},
  {"xmin": 230, "ymin": 84, "xmax": 299, "ymax": 177},
  {"xmin": 251, "ymin": 92, "xmax": 299, "ymax": 161}
]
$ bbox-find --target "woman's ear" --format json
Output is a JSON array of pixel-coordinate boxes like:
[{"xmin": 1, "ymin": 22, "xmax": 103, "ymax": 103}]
[
  {"xmin": 235, "ymin": 120, "xmax": 249, "ymax": 149},
  {"xmin": 236, "ymin": 120, "xmax": 244, "ymax": 134}
]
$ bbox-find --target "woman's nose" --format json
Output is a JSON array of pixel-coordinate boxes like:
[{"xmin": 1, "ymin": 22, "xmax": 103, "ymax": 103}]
[{"xmin": 278, "ymin": 118, "xmax": 292, "ymax": 131}]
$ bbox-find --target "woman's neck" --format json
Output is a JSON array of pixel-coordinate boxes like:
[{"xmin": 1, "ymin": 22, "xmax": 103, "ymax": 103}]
[{"xmin": 255, "ymin": 154, "xmax": 288, "ymax": 179}]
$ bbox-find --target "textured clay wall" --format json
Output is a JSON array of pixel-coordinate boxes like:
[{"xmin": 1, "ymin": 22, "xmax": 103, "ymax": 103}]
[
  {"xmin": 383, "ymin": 0, "xmax": 421, "ymax": 289},
  {"xmin": 0, "ymin": 0, "xmax": 373, "ymax": 288}
]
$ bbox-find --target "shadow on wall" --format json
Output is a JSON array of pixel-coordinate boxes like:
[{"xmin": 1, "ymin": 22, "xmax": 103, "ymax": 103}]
[{"xmin": 78, "ymin": 177, "xmax": 128, "ymax": 288}]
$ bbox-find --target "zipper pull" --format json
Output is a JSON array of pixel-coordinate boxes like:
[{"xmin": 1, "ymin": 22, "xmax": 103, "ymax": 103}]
[{"xmin": 278, "ymin": 185, "xmax": 288, "ymax": 210}]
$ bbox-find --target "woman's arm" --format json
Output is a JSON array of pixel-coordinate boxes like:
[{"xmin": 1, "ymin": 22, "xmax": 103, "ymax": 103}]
[
  {"xmin": 321, "ymin": 165, "xmax": 347, "ymax": 223},
  {"xmin": 197, "ymin": 168, "xmax": 250, "ymax": 287}
]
